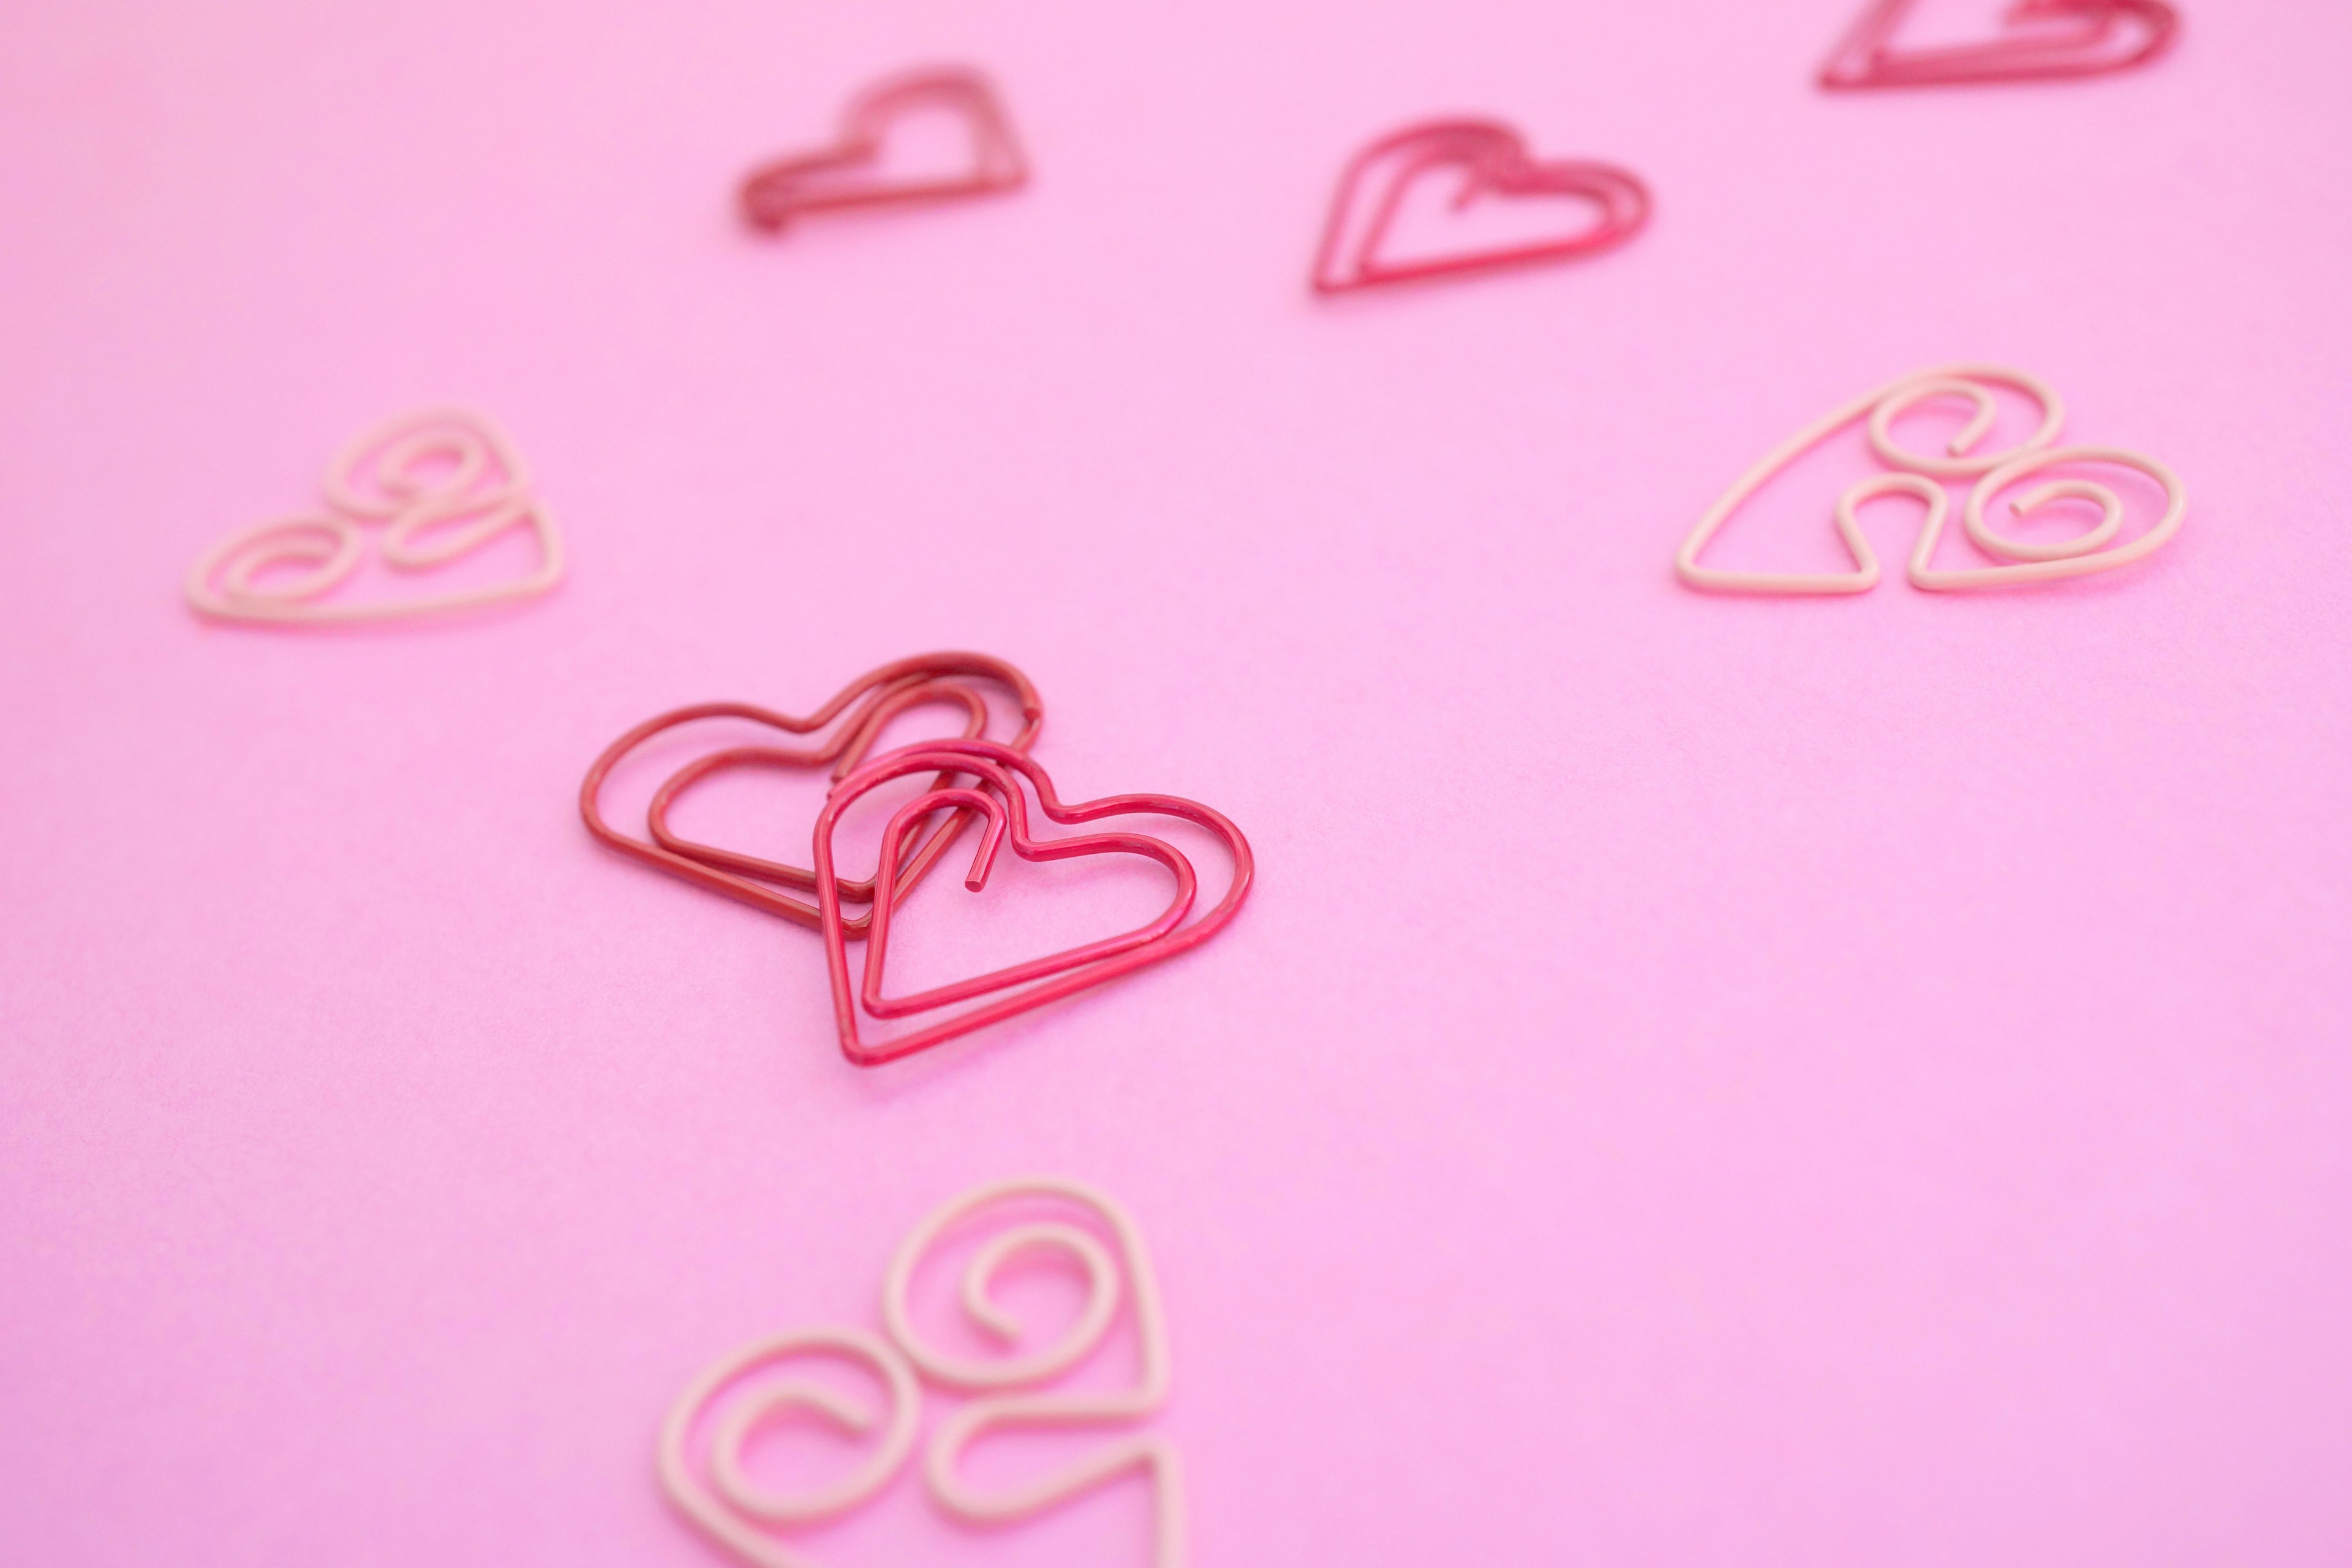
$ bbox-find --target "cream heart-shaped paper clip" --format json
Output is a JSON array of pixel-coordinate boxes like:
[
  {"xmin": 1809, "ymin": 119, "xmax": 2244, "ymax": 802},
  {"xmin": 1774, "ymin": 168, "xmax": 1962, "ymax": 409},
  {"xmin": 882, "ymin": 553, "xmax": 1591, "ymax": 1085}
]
[
  {"xmin": 185, "ymin": 407, "xmax": 564, "ymax": 624},
  {"xmin": 1675, "ymin": 363, "xmax": 2185, "ymax": 594},
  {"xmin": 885, "ymin": 1176, "xmax": 1184, "ymax": 1568},
  {"xmin": 658, "ymin": 1177, "xmax": 1184, "ymax": 1568}
]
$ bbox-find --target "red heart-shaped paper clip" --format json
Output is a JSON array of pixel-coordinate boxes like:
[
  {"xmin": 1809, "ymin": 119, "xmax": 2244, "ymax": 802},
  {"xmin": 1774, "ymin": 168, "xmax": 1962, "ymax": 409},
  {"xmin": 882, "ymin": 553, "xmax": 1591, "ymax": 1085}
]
[
  {"xmin": 1311, "ymin": 118, "xmax": 1650, "ymax": 296},
  {"xmin": 740, "ymin": 66, "xmax": 1028, "ymax": 233},
  {"xmin": 1819, "ymin": 0, "xmax": 2179, "ymax": 89},
  {"xmin": 798, "ymin": 739, "xmax": 1253, "ymax": 1066},
  {"xmin": 580, "ymin": 654, "xmax": 1044, "ymax": 935}
]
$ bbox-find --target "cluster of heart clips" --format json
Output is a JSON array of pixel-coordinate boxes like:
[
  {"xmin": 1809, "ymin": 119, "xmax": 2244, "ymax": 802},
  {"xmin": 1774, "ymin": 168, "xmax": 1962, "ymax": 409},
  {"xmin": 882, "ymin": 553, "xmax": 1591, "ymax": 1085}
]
[
  {"xmin": 735, "ymin": 1, "xmax": 2179, "ymax": 295},
  {"xmin": 579, "ymin": 654, "xmax": 1254, "ymax": 1066},
  {"xmin": 167, "ymin": 6, "xmax": 2196, "ymax": 1561},
  {"xmin": 180, "ymin": 0, "xmax": 2190, "ymax": 624},
  {"xmin": 663, "ymin": 1176, "xmax": 1182, "ymax": 1568}
]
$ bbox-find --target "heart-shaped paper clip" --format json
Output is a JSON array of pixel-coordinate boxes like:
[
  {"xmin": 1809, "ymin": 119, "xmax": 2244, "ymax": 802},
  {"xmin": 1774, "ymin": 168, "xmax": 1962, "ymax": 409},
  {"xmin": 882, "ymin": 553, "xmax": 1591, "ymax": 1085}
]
[
  {"xmin": 1311, "ymin": 118, "xmax": 1650, "ymax": 295},
  {"xmin": 580, "ymin": 654, "xmax": 1044, "ymax": 935},
  {"xmin": 799, "ymin": 739, "xmax": 1253, "ymax": 1066},
  {"xmin": 1820, "ymin": 0, "xmax": 2180, "ymax": 89},
  {"xmin": 656, "ymin": 1177, "xmax": 1183, "ymax": 1568},
  {"xmin": 1675, "ymin": 363, "xmax": 2186, "ymax": 594},
  {"xmin": 884, "ymin": 1177, "xmax": 1184, "ymax": 1568},
  {"xmin": 741, "ymin": 66, "xmax": 1028, "ymax": 233},
  {"xmin": 185, "ymin": 408, "xmax": 563, "ymax": 625}
]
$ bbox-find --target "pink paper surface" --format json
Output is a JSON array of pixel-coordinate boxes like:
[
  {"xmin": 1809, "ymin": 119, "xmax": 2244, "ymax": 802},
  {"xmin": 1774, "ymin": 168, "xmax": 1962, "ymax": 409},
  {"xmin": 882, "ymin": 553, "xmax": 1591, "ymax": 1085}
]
[{"xmin": 4, "ymin": 1, "xmax": 2349, "ymax": 1563}]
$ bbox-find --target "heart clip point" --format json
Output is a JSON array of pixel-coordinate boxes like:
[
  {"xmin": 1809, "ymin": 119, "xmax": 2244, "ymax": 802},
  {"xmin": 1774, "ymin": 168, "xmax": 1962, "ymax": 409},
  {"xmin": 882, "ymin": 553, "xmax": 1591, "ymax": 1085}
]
[
  {"xmin": 739, "ymin": 66, "xmax": 1027, "ymax": 233},
  {"xmin": 1311, "ymin": 118, "xmax": 1650, "ymax": 295}
]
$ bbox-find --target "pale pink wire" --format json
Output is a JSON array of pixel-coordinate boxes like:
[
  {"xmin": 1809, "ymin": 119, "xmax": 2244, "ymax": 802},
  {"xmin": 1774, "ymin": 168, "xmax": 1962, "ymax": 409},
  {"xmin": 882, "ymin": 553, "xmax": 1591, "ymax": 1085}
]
[
  {"xmin": 810, "ymin": 738, "xmax": 1254, "ymax": 1066},
  {"xmin": 882, "ymin": 1176, "xmax": 1185, "ymax": 1568},
  {"xmin": 1675, "ymin": 363, "xmax": 2185, "ymax": 594},
  {"xmin": 184, "ymin": 407, "xmax": 564, "ymax": 624},
  {"xmin": 656, "ymin": 1325, "xmax": 922, "ymax": 1568}
]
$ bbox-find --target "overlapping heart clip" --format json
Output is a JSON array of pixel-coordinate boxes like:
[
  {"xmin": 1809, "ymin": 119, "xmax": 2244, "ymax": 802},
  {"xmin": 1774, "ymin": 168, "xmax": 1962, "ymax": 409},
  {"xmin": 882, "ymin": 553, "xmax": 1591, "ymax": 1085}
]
[
  {"xmin": 582, "ymin": 654, "xmax": 1253, "ymax": 1065},
  {"xmin": 661, "ymin": 1177, "xmax": 1183, "ymax": 1568},
  {"xmin": 1819, "ymin": 0, "xmax": 2180, "ymax": 89},
  {"xmin": 185, "ymin": 408, "xmax": 563, "ymax": 625},
  {"xmin": 1676, "ymin": 363, "xmax": 2187, "ymax": 594},
  {"xmin": 739, "ymin": 66, "xmax": 1027, "ymax": 234},
  {"xmin": 1311, "ymin": 117, "xmax": 1650, "ymax": 295}
]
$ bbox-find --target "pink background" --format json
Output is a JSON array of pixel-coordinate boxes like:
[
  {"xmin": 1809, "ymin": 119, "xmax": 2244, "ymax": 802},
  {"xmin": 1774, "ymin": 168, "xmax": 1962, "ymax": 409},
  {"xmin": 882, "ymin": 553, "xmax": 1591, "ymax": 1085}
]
[{"xmin": 4, "ymin": 0, "xmax": 2350, "ymax": 1563}]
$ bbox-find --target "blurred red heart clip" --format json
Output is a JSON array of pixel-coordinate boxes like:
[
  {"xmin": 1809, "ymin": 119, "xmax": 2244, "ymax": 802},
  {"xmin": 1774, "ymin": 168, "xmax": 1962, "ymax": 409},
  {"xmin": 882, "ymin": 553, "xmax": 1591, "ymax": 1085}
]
[
  {"xmin": 809, "ymin": 739, "xmax": 1254, "ymax": 1067},
  {"xmin": 584, "ymin": 662, "xmax": 1253, "ymax": 1065},
  {"xmin": 1819, "ymin": 0, "xmax": 2180, "ymax": 89},
  {"xmin": 1311, "ymin": 118, "xmax": 1651, "ymax": 295},
  {"xmin": 739, "ymin": 64, "xmax": 1028, "ymax": 233},
  {"xmin": 580, "ymin": 653, "xmax": 1044, "ymax": 935}
]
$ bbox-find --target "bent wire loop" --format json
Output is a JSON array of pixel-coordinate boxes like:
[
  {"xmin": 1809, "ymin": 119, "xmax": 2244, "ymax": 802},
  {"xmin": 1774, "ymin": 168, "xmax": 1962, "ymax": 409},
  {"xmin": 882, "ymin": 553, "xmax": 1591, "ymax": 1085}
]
[
  {"xmin": 658, "ymin": 1325, "xmax": 922, "ymax": 1568},
  {"xmin": 884, "ymin": 1177, "xmax": 1185, "ymax": 1568},
  {"xmin": 657, "ymin": 1177, "xmax": 1183, "ymax": 1568},
  {"xmin": 1674, "ymin": 362, "xmax": 2186, "ymax": 594},
  {"xmin": 1819, "ymin": 0, "xmax": 2180, "ymax": 89},
  {"xmin": 799, "ymin": 739, "xmax": 1254, "ymax": 1066},
  {"xmin": 740, "ymin": 65, "xmax": 1028, "ymax": 232},
  {"xmin": 1311, "ymin": 118, "xmax": 1650, "ymax": 295},
  {"xmin": 185, "ymin": 407, "xmax": 564, "ymax": 625},
  {"xmin": 579, "ymin": 653, "xmax": 1044, "ymax": 935}
]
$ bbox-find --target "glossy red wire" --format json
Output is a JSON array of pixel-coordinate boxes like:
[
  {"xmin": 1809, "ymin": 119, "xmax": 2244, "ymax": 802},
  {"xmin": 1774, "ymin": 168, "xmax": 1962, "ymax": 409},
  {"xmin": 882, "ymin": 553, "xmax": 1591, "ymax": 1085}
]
[
  {"xmin": 579, "ymin": 653, "xmax": 1043, "ymax": 935},
  {"xmin": 1819, "ymin": 0, "xmax": 2180, "ymax": 89},
  {"xmin": 739, "ymin": 65, "xmax": 1028, "ymax": 233},
  {"xmin": 810, "ymin": 739, "xmax": 1254, "ymax": 1068},
  {"xmin": 1311, "ymin": 118, "xmax": 1651, "ymax": 296}
]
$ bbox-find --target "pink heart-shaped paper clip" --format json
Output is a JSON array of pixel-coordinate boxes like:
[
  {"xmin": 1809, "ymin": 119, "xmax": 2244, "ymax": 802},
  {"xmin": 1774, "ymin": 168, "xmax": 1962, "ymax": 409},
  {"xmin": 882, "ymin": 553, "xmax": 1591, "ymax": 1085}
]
[
  {"xmin": 1311, "ymin": 118, "xmax": 1650, "ymax": 295},
  {"xmin": 185, "ymin": 408, "xmax": 563, "ymax": 625},
  {"xmin": 740, "ymin": 66, "xmax": 1028, "ymax": 233},
  {"xmin": 883, "ymin": 1177, "xmax": 1183, "ymax": 1568},
  {"xmin": 1675, "ymin": 363, "xmax": 2185, "ymax": 594}
]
